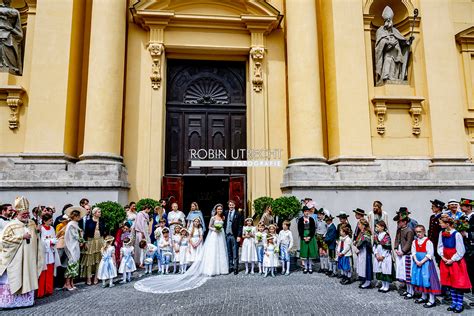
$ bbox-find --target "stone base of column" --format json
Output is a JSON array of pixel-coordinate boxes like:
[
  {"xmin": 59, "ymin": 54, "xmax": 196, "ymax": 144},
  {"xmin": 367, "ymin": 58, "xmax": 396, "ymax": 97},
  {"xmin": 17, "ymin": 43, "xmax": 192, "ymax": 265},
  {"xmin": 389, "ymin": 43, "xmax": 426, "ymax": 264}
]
[
  {"xmin": 78, "ymin": 152, "xmax": 124, "ymax": 164},
  {"xmin": 0, "ymin": 154, "xmax": 129, "ymax": 205}
]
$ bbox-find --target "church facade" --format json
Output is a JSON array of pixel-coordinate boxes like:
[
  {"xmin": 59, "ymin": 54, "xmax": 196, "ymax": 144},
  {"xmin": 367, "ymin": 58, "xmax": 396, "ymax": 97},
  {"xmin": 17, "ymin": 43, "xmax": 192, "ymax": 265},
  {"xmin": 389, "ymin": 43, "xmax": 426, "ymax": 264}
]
[{"xmin": 0, "ymin": 0, "xmax": 474, "ymax": 223}]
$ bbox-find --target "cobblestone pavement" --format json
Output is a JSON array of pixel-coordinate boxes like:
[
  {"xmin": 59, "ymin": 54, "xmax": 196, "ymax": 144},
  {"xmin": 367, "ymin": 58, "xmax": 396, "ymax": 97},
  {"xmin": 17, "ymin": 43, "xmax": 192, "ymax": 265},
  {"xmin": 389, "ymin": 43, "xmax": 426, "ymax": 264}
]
[{"xmin": 3, "ymin": 268, "xmax": 473, "ymax": 315}]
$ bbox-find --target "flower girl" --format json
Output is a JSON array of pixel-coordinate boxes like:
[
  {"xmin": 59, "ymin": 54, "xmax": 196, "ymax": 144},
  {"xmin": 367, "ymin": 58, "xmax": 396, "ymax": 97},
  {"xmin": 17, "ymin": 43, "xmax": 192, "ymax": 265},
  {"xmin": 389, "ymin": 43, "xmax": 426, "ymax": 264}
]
[
  {"xmin": 178, "ymin": 229, "xmax": 190, "ymax": 273},
  {"xmin": 189, "ymin": 218, "xmax": 203, "ymax": 263},
  {"xmin": 241, "ymin": 218, "xmax": 257, "ymax": 274},
  {"xmin": 118, "ymin": 237, "xmax": 136, "ymax": 283},
  {"xmin": 255, "ymin": 222, "xmax": 267, "ymax": 274},
  {"xmin": 263, "ymin": 236, "xmax": 279, "ymax": 277},
  {"xmin": 172, "ymin": 225, "xmax": 182, "ymax": 273},
  {"xmin": 278, "ymin": 220, "xmax": 294, "ymax": 275},
  {"xmin": 97, "ymin": 236, "xmax": 118, "ymax": 288}
]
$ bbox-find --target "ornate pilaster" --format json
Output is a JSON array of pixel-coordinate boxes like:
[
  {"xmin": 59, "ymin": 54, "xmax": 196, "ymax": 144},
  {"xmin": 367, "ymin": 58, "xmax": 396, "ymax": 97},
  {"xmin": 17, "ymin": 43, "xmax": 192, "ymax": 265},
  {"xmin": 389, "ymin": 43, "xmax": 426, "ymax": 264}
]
[
  {"xmin": 250, "ymin": 46, "xmax": 264, "ymax": 92},
  {"xmin": 0, "ymin": 85, "xmax": 25, "ymax": 130},
  {"xmin": 148, "ymin": 42, "xmax": 164, "ymax": 90}
]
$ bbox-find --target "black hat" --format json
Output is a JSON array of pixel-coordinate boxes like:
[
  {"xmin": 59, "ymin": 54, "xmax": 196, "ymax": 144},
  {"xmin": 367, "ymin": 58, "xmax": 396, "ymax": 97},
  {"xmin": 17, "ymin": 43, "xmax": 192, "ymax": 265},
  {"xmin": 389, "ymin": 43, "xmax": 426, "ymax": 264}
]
[
  {"xmin": 353, "ymin": 208, "xmax": 366, "ymax": 216},
  {"xmin": 430, "ymin": 199, "xmax": 445, "ymax": 209},
  {"xmin": 336, "ymin": 211, "xmax": 349, "ymax": 219},
  {"xmin": 393, "ymin": 207, "xmax": 410, "ymax": 221},
  {"xmin": 302, "ymin": 206, "xmax": 311, "ymax": 212}
]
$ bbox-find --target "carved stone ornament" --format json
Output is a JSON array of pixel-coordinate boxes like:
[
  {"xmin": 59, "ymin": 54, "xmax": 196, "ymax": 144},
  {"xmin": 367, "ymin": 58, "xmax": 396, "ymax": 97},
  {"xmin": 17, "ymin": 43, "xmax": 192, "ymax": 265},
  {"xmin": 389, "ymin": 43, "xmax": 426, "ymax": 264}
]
[
  {"xmin": 250, "ymin": 46, "xmax": 264, "ymax": 92},
  {"xmin": 372, "ymin": 95, "xmax": 424, "ymax": 136},
  {"xmin": 148, "ymin": 42, "xmax": 164, "ymax": 90},
  {"xmin": 184, "ymin": 78, "xmax": 229, "ymax": 105},
  {"xmin": 0, "ymin": 85, "xmax": 25, "ymax": 129}
]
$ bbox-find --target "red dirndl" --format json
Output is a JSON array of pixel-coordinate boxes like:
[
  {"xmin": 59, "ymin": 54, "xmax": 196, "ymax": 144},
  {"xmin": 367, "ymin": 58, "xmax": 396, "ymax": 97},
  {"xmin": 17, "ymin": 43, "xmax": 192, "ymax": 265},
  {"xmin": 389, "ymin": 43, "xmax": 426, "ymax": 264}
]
[{"xmin": 440, "ymin": 247, "xmax": 472, "ymax": 290}]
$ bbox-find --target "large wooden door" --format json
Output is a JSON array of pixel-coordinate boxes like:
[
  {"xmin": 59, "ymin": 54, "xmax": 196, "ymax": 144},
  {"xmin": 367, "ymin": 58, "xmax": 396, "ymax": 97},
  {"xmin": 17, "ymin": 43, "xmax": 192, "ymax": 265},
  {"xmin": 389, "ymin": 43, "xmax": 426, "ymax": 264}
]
[
  {"xmin": 229, "ymin": 176, "xmax": 245, "ymax": 211},
  {"xmin": 165, "ymin": 60, "xmax": 246, "ymax": 176},
  {"xmin": 162, "ymin": 176, "xmax": 183, "ymax": 210}
]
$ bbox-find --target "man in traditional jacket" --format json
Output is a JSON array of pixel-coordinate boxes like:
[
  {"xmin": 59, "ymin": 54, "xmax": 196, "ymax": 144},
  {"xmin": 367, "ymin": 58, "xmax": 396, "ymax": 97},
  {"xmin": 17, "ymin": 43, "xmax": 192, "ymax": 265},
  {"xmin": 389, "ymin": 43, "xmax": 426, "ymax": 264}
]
[
  {"xmin": 0, "ymin": 196, "xmax": 44, "ymax": 308},
  {"xmin": 460, "ymin": 198, "xmax": 474, "ymax": 305}
]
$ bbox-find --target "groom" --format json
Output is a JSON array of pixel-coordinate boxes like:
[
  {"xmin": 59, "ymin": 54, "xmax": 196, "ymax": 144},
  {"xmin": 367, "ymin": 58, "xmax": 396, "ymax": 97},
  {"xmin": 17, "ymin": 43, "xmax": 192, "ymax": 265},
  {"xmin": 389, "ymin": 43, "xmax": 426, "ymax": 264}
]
[{"xmin": 224, "ymin": 200, "xmax": 243, "ymax": 275}]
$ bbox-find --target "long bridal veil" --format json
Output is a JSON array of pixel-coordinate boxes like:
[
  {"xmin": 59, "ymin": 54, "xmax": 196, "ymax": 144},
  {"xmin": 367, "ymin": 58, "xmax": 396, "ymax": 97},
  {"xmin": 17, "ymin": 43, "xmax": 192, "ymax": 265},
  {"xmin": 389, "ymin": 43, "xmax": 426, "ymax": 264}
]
[{"xmin": 134, "ymin": 205, "xmax": 229, "ymax": 294}]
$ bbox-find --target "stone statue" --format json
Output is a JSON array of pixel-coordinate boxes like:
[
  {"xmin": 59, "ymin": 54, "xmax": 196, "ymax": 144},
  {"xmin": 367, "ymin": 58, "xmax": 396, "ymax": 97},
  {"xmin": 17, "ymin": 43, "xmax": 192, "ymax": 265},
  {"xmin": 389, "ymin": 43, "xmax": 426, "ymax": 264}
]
[
  {"xmin": 0, "ymin": 0, "xmax": 23, "ymax": 75},
  {"xmin": 375, "ymin": 6, "xmax": 413, "ymax": 86}
]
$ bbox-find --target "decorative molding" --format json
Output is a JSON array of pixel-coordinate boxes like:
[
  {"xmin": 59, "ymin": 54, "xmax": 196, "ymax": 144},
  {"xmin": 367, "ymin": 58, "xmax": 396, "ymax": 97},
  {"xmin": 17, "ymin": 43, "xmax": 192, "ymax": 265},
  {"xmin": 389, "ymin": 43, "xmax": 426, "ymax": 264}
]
[
  {"xmin": 148, "ymin": 42, "xmax": 164, "ymax": 90},
  {"xmin": 250, "ymin": 46, "xmax": 264, "ymax": 92},
  {"xmin": 371, "ymin": 95, "xmax": 424, "ymax": 135},
  {"xmin": 0, "ymin": 85, "xmax": 25, "ymax": 130},
  {"xmin": 456, "ymin": 27, "xmax": 474, "ymax": 111},
  {"xmin": 184, "ymin": 78, "xmax": 229, "ymax": 105}
]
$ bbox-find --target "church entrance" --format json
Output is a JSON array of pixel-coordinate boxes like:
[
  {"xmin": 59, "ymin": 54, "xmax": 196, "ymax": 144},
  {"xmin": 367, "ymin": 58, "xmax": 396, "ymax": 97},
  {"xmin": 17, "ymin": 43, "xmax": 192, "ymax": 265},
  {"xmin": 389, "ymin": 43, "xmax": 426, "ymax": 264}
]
[{"xmin": 162, "ymin": 59, "xmax": 247, "ymax": 218}]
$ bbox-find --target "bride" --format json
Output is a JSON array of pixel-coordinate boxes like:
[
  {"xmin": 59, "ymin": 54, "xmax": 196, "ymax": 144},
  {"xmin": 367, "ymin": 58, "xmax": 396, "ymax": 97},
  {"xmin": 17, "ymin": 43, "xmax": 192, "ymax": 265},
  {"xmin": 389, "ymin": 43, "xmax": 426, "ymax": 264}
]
[{"xmin": 134, "ymin": 204, "xmax": 229, "ymax": 293}]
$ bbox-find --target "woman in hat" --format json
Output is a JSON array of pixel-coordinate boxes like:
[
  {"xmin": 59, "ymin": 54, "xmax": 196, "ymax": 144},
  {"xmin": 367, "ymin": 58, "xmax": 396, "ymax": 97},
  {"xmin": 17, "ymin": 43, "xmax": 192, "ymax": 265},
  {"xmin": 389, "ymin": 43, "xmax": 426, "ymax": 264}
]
[
  {"xmin": 81, "ymin": 207, "xmax": 106, "ymax": 285},
  {"xmin": 446, "ymin": 199, "xmax": 464, "ymax": 221},
  {"xmin": 97, "ymin": 235, "xmax": 117, "ymax": 288},
  {"xmin": 298, "ymin": 206, "xmax": 318, "ymax": 274},
  {"xmin": 241, "ymin": 218, "xmax": 257, "ymax": 274},
  {"xmin": 438, "ymin": 214, "xmax": 472, "ymax": 313},
  {"xmin": 354, "ymin": 219, "xmax": 373, "ymax": 289},
  {"xmin": 394, "ymin": 211, "xmax": 415, "ymax": 299},
  {"xmin": 64, "ymin": 206, "xmax": 87, "ymax": 291}
]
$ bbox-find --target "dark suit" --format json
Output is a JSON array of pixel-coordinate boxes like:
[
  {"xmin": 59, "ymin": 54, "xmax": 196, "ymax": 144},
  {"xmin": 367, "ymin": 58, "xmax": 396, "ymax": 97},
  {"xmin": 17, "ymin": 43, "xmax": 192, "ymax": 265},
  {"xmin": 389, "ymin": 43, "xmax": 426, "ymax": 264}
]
[
  {"xmin": 224, "ymin": 208, "xmax": 243, "ymax": 271},
  {"xmin": 463, "ymin": 214, "xmax": 474, "ymax": 293}
]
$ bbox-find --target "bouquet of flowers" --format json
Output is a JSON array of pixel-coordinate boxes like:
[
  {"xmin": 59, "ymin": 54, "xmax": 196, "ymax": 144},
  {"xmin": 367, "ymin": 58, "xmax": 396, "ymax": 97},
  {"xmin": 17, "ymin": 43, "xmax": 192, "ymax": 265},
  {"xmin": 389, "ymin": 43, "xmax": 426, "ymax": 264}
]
[
  {"xmin": 154, "ymin": 228, "xmax": 161, "ymax": 240},
  {"xmin": 274, "ymin": 246, "xmax": 280, "ymax": 254},
  {"xmin": 244, "ymin": 227, "xmax": 252, "ymax": 236},
  {"xmin": 214, "ymin": 223, "xmax": 223, "ymax": 232},
  {"xmin": 455, "ymin": 218, "xmax": 470, "ymax": 232},
  {"xmin": 256, "ymin": 232, "xmax": 263, "ymax": 242}
]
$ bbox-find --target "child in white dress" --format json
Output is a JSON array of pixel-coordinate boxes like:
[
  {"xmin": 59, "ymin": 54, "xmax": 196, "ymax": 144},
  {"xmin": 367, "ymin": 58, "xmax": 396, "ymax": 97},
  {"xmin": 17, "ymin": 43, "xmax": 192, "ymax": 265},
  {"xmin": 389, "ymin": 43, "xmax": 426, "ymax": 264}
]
[
  {"xmin": 159, "ymin": 228, "xmax": 173, "ymax": 274},
  {"xmin": 178, "ymin": 229, "xmax": 190, "ymax": 273},
  {"xmin": 278, "ymin": 220, "xmax": 294, "ymax": 275},
  {"xmin": 118, "ymin": 237, "xmax": 136, "ymax": 283},
  {"xmin": 189, "ymin": 218, "xmax": 203, "ymax": 263},
  {"xmin": 255, "ymin": 222, "xmax": 267, "ymax": 274},
  {"xmin": 241, "ymin": 218, "xmax": 257, "ymax": 274},
  {"xmin": 263, "ymin": 236, "xmax": 279, "ymax": 277},
  {"xmin": 97, "ymin": 236, "xmax": 117, "ymax": 288},
  {"xmin": 172, "ymin": 225, "xmax": 182, "ymax": 273}
]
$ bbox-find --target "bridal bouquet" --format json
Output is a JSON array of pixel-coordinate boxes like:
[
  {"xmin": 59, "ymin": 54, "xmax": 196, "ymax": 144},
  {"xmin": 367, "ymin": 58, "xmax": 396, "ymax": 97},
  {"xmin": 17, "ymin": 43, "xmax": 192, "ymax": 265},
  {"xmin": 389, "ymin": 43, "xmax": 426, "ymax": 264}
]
[
  {"xmin": 244, "ymin": 227, "xmax": 252, "ymax": 236},
  {"xmin": 214, "ymin": 223, "xmax": 223, "ymax": 232},
  {"xmin": 256, "ymin": 232, "xmax": 263, "ymax": 242}
]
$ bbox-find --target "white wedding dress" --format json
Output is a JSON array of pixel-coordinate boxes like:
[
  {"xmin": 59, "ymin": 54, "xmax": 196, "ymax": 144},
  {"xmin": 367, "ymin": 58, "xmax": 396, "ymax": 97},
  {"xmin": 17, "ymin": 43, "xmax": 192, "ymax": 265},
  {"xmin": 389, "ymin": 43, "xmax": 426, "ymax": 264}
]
[{"xmin": 134, "ymin": 217, "xmax": 229, "ymax": 293}]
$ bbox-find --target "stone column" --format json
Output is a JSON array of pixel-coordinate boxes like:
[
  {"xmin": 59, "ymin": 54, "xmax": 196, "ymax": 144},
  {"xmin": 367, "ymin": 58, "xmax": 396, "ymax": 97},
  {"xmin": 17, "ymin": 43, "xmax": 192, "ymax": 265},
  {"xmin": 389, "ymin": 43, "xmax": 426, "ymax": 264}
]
[
  {"xmin": 420, "ymin": 0, "xmax": 468, "ymax": 162},
  {"xmin": 320, "ymin": 0, "xmax": 373, "ymax": 163},
  {"xmin": 80, "ymin": 0, "xmax": 126, "ymax": 163},
  {"xmin": 285, "ymin": 0, "xmax": 325, "ymax": 164}
]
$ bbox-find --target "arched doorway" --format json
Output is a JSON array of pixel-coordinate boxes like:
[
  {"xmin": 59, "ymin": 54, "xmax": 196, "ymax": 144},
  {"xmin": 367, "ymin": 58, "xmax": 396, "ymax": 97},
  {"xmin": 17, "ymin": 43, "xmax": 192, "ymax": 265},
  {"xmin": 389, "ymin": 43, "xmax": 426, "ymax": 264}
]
[{"xmin": 163, "ymin": 59, "xmax": 247, "ymax": 222}]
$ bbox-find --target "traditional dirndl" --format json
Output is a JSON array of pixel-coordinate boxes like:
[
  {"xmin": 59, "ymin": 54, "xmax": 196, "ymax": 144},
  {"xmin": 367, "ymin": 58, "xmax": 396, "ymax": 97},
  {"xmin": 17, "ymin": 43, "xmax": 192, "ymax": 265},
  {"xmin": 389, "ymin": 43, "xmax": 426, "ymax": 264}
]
[
  {"xmin": 411, "ymin": 254, "xmax": 441, "ymax": 294},
  {"xmin": 300, "ymin": 229, "xmax": 318, "ymax": 259},
  {"xmin": 337, "ymin": 256, "xmax": 351, "ymax": 272},
  {"xmin": 440, "ymin": 247, "xmax": 472, "ymax": 290}
]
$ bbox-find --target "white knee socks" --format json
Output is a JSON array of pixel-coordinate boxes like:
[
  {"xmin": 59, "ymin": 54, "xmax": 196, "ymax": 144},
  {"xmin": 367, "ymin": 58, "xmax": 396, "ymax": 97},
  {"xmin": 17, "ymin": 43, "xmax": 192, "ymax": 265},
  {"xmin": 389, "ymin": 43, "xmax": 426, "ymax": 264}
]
[
  {"xmin": 286, "ymin": 261, "xmax": 290, "ymax": 275},
  {"xmin": 407, "ymin": 284, "xmax": 414, "ymax": 295},
  {"xmin": 250, "ymin": 262, "xmax": 255, "ymax": 274}
]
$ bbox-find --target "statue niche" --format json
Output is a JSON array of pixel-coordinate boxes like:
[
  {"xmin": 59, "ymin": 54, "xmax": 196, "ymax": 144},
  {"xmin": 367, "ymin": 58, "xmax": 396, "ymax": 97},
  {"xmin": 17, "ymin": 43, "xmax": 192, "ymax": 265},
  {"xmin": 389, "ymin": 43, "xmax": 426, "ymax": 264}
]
[
  {"xmin": 374, "ymin": 6, "xmax": 414, "ymax": 86},
  {"xmin": 0, "ymin": 0, "xmax": 23, "ymax": 76}
]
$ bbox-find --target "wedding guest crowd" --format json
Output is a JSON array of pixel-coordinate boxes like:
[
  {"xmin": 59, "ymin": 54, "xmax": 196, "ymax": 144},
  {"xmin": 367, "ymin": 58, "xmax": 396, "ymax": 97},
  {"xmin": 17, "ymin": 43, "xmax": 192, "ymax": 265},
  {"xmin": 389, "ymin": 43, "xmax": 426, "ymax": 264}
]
[{"xmin": 0, "ymin": 195, "xmax": 473, "ymax": 313}]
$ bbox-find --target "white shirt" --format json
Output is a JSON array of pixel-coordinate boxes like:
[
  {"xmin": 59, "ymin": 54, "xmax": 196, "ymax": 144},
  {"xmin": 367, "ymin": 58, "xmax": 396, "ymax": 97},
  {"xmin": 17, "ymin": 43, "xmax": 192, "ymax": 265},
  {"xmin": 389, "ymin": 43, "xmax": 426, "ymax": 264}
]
[
  {"xmin": 411, "ymin": 237, "xmax": 434, "ymax": 261},
  {"xmin": 337, "ymin": 235, "xmax": 352, "ymax": 257},
  {"xmin": 277, "ymin": 230, "xmax": 294, "ymax": 249},
  {"xmin": 41, "ymin": 225, "xmax": 58, "ymax": 265}
]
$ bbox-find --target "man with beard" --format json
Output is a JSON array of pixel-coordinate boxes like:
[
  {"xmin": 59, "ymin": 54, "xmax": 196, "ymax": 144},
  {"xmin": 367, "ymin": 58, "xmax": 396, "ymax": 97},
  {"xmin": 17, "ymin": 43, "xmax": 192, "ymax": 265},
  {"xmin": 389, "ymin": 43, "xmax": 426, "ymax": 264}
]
[{"xmin": 0, "ymin": 196, "xmax": 44, "ymax": 308}]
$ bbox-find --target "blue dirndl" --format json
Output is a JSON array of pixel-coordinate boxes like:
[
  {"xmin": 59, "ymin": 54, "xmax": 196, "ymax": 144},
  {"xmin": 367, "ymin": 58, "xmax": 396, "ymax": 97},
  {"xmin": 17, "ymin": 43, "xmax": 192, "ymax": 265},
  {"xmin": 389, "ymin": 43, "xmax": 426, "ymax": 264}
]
[{"xmin": 337, "ymin": 256, "xmax": 351, "ymax": 272}]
